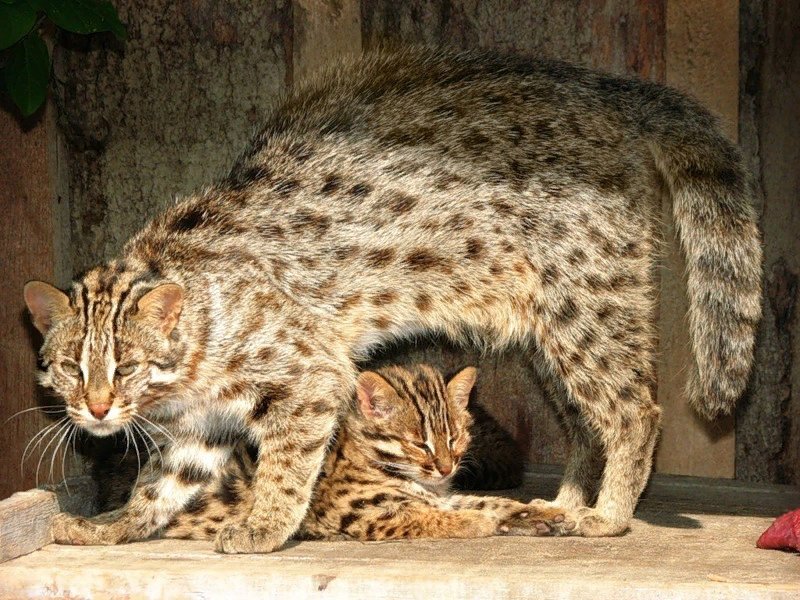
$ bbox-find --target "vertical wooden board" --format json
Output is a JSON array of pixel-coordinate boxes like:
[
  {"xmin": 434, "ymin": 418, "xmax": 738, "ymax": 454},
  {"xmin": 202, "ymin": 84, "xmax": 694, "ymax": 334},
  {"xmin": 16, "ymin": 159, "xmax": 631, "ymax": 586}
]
[
  {"xmin": 293, "ymin": 0, "xmax": 361, "ymax": 81},
  {"xmin": 0, "ymin": 109, "xmax": 58, "ymax": 501},
  {"xmin": 737, "ymin": 0, "xmax": 800, "ymax": 485},
  {"xmin": 656, "ymin": 0, "xmax": 739, "ymax": 477}
]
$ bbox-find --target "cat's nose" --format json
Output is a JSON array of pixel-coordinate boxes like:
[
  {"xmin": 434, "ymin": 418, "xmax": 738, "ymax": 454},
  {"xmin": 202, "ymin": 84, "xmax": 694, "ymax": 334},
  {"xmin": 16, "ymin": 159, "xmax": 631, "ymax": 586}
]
[{"xmin": 88, "ymin": 402, "xmax": 111, "ymax": 420}]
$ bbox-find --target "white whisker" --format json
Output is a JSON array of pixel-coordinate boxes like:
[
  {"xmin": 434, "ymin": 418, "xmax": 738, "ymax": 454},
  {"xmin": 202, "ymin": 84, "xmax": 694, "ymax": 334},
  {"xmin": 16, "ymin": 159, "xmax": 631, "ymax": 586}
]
[
  {"xmin": 21, "ymin": 417, "xmax": 67, "ymax": 475},
  {"xmin": 134, "ymin": 414, "xmax": 176, "ymax": 444},
  {"xmin": 129, "ymin": 423, "xmax": 143, "ymax": 490},
  {"xmin": 61, "ymin": 425, "xmax": 77, "ymax": 496},
  {"xmin": 4, "ymin": 405, "xmax": 65, "ymax": 424},
  {"xmin": 133, "ymin": 417, "xmax": 163, "ymax": 468},
  {"xmin": 35, "ymin": 419, "xmax": 70, "ymax": 487},
  {"xmin": 49, "ymin": 422, "xmax": 73, "ymax": 487}
]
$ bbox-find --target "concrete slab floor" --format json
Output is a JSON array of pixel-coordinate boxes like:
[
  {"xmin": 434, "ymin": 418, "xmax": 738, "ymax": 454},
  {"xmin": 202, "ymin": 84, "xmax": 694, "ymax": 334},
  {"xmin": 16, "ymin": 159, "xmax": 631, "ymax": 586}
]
[{"xmin": 1, "ymin": 470, "xmax": 798, "ymax": 599}]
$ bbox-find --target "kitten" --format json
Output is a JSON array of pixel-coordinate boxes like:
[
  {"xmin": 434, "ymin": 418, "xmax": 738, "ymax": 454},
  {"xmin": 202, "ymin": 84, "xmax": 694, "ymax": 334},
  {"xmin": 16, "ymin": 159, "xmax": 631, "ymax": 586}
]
[
  {"xmin": 163, "ymin": 365, "xmax": 557, "ymax": 541},
  {"xmin": 24, "ymin": 48, "xmax": 761, "ymax": 552}
]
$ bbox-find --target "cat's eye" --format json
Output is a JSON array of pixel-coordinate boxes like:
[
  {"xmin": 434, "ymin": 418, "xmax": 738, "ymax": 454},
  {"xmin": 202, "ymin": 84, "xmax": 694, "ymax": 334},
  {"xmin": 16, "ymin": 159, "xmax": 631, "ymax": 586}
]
[
  {"xmin": 115, "ymin": 363, "xmax": 139, "ymax": 378},
  {"xmin": 60, "ymin": 360, "xmax": 81, "ymax": 378}
]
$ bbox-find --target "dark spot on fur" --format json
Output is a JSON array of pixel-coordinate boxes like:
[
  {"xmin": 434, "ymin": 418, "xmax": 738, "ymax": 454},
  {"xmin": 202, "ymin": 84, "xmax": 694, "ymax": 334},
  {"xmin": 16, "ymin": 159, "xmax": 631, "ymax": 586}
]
[
  {"xmin": 251, "ymin": 382, "xmax": 291, "ymax": 420},
  {"xmin": 321, "ymin": 174, "xmax": 342, "ymax": 195},
  {"xmin": 257, "ymin": 346, "xmax": 276, "ymax": 362},
  {"xmin": 171, "ymin": 208, "xmax": 205, "ymax": 232},
  {"xmin": 228, "ymin": 165, "xmax": 272, "ymax": 190},
  {"xmin": 293, "ymin": 339, "xmax": 314, "ymax": 356},
  {"xmin": 349, "ymin": 183, "xmax": 372, "ymax": 197},
  {"xmin": 339, "ymin": 513, "xmax": 358, "ymax": 531},
  {"xmin": 372, "ymin": 315, "xmax": 391, "ymax": 329},
  {"xmin": 371, "ymin": 290, "xmax": 398, "ymax": 306},
  {"xmin": 143, "ymin": 486, "xmax": 158, "ymax": 501},
  {"xmin": 542, "ymin": 264, "xmax": 561, "ymax": 285},
  {"xmin": 205, "ymin": 421, "xmax": 241, "ymax": 447},
  {"xmin": 405, "ymin": 248, "xmax": 449, "ymax": 271},
  {"xmin": 291, "ymin": 209, "xmax": 332, "ymax": 236},
  {"xmin": 184, "ymin": 494, "xmax": 209, "ymax": 514},
  {"xmin": 217, "ymin": 473, "xmax": 240, "ymax": 505},
  {"xmin": 333, "ymin": 245, "xmax": 359, "ymax": 261},
  {"xmin": 364, "ymin": 248, "xmax": 396, "ymax": 268},
  {"xmin": 568, "ymin": 248, "xmax": 587, "ymax": 265},
  {"xmin": 465, "ymin": 238, "xmax": 485, "ymax": 260},
  {"xmin": 174, "ymin": 464, "xmax": 214, "ymax": 485},
  {"xmin": 415, "ymin": 293, "xmax": 432, "ymax": 312},
  {"xmin": 337, "ymin": 292, "xmax": 363, "ymax": 312},
  {"xmin": 386, "ymin": 192, "xmax": 417, "ymax": 215},
  {"xmin": 554, "ymin": 298, "xmax": 579, "ymax": 324},
  {"xmin": 274, "ymin": 180, "xmax": 300, "ymax": 195}
]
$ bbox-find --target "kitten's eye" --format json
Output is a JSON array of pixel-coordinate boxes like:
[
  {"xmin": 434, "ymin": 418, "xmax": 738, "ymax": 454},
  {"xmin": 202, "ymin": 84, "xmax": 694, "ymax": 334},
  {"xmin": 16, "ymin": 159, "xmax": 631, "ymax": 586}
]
[
  {"xmin": 413, "ymin": 441, "xmax": 433, "ymax": 455},
  {"xmin": 60, "ymin": 360, "xmax": 81, "ymax": 378},
  {"xmin": 115, "ymin": 363, "xmax": 139, "ymax": 378}
]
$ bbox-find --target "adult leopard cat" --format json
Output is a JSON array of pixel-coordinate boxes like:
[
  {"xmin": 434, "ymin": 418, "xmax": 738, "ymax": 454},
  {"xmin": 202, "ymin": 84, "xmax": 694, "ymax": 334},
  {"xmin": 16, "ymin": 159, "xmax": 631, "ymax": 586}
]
[{"xmin": 23, "ymin": 48, "xmax": 762, "ymax": 553}]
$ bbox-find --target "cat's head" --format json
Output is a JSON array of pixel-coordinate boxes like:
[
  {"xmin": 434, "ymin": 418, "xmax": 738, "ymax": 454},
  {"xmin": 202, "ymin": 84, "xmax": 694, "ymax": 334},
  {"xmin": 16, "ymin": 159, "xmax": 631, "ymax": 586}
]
[
  {"xmin": 354, "ymin": 364, "xmax": 477, "ymax": 491},
  {"xmin": 23, "ymin": 270, "xmax": 186, "ymax": 437}
]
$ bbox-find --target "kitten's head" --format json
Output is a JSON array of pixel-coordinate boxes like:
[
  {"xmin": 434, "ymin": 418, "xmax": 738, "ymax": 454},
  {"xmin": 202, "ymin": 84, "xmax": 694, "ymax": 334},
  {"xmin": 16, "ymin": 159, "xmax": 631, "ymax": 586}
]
[
  {"xmin": 23, "ymin": 269, "xmax": 185, "ymax": 437},
  {"xmin": 354, "ymin": 364, "xmax": 477, "ymax": 490}
]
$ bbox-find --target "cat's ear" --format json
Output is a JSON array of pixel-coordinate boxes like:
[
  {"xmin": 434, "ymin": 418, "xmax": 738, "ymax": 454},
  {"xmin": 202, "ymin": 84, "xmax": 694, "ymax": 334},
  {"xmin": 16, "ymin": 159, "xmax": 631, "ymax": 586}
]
[
  {"xmin": 23, "ymin": 281, "xmax": 72, "ymax": 336},
  {"xmin": 135, "ymin": 284, "xmax": 184, "ymax": 336},
  {"xmin": 356, "ymin": 371, "xmax": 397, "ymax": 419},
  {"xmin": 447, "ymin": 366, "xmax": 478, "ymax": 410}
]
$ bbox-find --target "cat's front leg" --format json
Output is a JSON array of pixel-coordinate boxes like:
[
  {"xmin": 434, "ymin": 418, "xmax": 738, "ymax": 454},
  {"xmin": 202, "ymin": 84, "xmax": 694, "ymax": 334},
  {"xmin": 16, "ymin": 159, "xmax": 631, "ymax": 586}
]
[
  {"xmin": 215, "ymin": 378, "xmax": 347, "ymax": 554},
  {"xmin": 52, "ymin": 438, "xmax": 234, "ymax": 545}
]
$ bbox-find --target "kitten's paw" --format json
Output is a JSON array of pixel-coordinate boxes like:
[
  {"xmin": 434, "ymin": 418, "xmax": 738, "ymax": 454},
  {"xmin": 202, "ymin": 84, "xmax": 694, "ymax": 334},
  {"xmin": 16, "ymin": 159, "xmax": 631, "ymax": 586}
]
[
  {"xmin": 215, "ymin": 523, "xmax": 286, "ymax": 554},
  {"xmin": 497, "ymin": 505, "xmax": 574, "ymax": 537}
]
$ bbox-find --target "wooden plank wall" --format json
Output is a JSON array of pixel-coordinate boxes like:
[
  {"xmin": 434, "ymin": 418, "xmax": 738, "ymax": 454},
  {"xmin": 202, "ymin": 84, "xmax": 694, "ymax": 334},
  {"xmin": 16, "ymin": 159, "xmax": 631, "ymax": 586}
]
[
  {"xmin": 0, "ymin": 0, "xmax": 759, "ymax": 500},
  {"xmin": 0, "ymin": 109, "xmax": 59, "ymax": 500}
]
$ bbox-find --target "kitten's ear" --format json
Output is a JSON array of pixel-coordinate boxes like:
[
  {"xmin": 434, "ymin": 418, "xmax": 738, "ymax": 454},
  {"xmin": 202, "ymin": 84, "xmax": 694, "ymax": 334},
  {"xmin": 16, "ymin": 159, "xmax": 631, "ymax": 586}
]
[
  {"xmin": 447, "ymin": 366, "xmax": 478, "ymax": 410},
  {"xmin": 23, "ymin": 281, "xmax": 71, "ymax": 336},
  {"xmin": 356, "ymin": 371, "xmax": 397, "ymax": 419},
  {"xmin": 135, "ymin": 284, "xmax": 184, "ymax": 336}
]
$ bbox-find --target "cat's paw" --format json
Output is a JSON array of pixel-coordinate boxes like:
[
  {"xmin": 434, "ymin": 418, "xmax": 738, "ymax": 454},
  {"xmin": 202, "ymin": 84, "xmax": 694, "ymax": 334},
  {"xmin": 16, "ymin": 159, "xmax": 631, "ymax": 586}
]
[
  {"xmin": 518, "ymin": 502, "xmax": 629, "ymax": 537},
  {"xmin": 50, "ymin": 512, "xmax": 111, "ymax": 545},
  {"xmin": 497, "ymin": 504, "xmax": 575, "ymax": 537},
  {"xmin": 571, "ymin": 507, "xmax": 629, "ymax": 537},
  {"xmin": 215, "ymin": 523, "xmax": 287, "ymax": 554}
]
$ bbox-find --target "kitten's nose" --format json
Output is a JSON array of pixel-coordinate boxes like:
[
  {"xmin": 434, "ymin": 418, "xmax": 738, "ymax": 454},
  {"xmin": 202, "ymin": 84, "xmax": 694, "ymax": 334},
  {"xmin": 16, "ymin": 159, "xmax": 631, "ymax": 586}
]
[
  {"xmin": 88, "ymin": 402, "xmax": 111, "ymax": 420},
  {"xmin": 435, "ymin": 460, "xmax": 453, "ymax": 476}
]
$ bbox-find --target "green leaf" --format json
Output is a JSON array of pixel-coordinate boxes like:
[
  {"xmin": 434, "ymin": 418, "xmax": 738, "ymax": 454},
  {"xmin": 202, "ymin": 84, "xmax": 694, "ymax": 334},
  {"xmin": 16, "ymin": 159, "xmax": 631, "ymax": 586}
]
[
  {"xmin": 41, "ymin": 0, "xmax": 106, "ymax": 34},
  {"xmin": 41, "ymin": 0, "xmax": 126, "ymax": 39},
  {"xmin": 96, "ymin": 1, "xmax": 126, "ymax": 40},
  {"xmin": 0, "ymin": 1, "xmax": 36, "ymax": 50},
  {"xmin": 4, "ymin": 32, "xmax": 49, "ymax": 116}
]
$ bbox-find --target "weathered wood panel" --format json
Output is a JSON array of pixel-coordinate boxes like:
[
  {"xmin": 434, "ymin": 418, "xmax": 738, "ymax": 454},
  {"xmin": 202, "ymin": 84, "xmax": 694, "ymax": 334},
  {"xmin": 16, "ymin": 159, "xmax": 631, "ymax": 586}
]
[
  {"xmin": 737, "ymin": 0, "xmax": 800, "ymax": 485},
  {"xmin": 2, "ymin": 473, "xmax": 799, "ymax": 598},
  {"xmin": 0, "ymin": 490, "xmax": 59, "ymax": 563},
  {"xmin": 54, "ymin": 0, "xmax": 293, "ymax": 275},
  {"xmin": 0, "ymin": 107, "xmax": 60, "ymax": 501},
  {"xmin": 655, "ymin": 0, "xmax": 740, "ymax": 477}
]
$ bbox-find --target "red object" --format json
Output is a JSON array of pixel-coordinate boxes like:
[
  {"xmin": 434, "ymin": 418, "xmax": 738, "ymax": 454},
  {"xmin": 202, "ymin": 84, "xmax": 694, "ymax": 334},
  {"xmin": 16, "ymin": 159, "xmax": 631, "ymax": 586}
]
[{"xmin": 757, "ymin": 509, "xmax": 800, "ymax": 552}]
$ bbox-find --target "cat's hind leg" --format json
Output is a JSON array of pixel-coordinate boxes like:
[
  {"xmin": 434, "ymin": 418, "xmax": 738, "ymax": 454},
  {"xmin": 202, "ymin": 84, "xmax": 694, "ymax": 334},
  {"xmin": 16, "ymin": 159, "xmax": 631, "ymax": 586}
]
[{"xmin": 528, "ymin": 261, "xmax": 661, "ymax": 536}]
